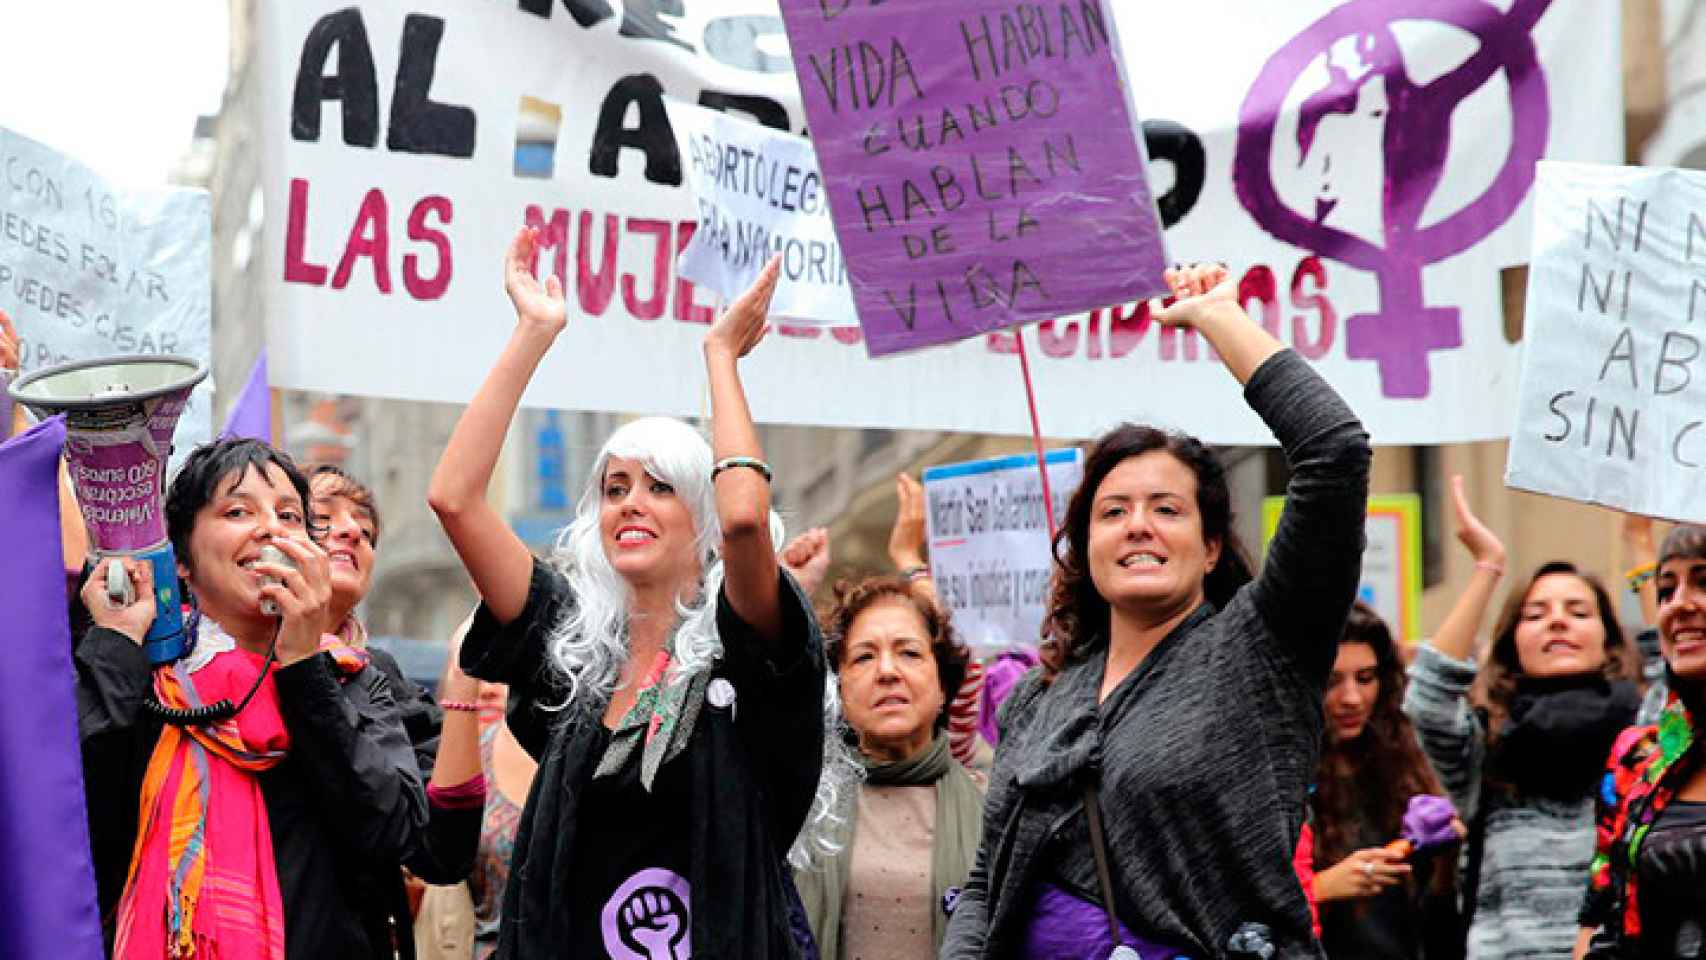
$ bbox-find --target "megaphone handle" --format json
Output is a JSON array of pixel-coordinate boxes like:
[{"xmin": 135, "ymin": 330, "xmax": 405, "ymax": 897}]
[{"xmin": 105, "ymin": 558, "xmax": 136, "ymax": 608}]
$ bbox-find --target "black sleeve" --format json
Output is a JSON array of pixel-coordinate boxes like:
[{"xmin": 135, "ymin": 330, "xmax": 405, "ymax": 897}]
[
  {"xmin": 274, "ymin": 653, "xmax": 429, "ymax": 865},
  {"xmin": 460, "ymin": 558, "xmax": 574, "ymax": 761},
  {"xmin": 76, "ymin": 626, "xmax": 150, "ymax": 741},
  {"xmin": 404, "ymin": 802, "xmax": 483, "ymax": 884},
  {"xmin": 715, "ymin": 568, "xmax": 827, "ymax": 845},
  {"xmin": 367, "ymin": 647, "xmax": 443, "ymax": 781},
  {"xmin": 1241, "ymin": 350, "xmax": 1373, "ymax": 682}
]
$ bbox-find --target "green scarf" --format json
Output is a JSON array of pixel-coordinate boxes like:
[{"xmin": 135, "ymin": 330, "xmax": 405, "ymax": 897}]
[{"xmin": 793, "ymin": 734, "xmax": 984, "ymax": 959}]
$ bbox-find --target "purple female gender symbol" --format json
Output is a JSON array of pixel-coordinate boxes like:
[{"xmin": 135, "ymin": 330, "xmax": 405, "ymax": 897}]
[{"xmin": 1233, "ymin": 0, "xmax": 1553, "ymax": 398}]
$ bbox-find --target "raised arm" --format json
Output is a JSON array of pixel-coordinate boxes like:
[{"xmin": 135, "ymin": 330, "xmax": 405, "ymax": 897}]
[
  {"xmin": 1429, "ymin": 475, "xmax": 1507, "ymax": 662},
  {"xmin": 888, "ymin": 472, "xmax": 938, "ymax": 605},
  {"xmin": 427, "ymin": 227, "xmax": 566, "ymax": 623},
  {"xmin": 1161, "ymin": 264, "xmax": 1371, "ymax": 673},
  {"xmin": 704, "ymin": 257, "xmax": 783, "ymax": 642}
]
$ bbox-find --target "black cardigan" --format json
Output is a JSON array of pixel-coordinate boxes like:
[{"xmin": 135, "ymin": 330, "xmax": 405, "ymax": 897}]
[
  {"xmin": 942, "ymin": 350, "xmax": 1372, "ymax": 960},
  {"xmin": 76, "ymin": 627, "xmax": 430, "ymax": 959},
  {"xmin": 460, "ymin": 561, "xmax": 826, "ymax": 959}
]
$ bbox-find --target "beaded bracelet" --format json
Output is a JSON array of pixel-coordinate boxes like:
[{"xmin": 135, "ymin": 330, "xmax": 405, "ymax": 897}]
[
  {"xmin": 712, "ymin": 456, "xmax": 773, "ymax": 482},
  {"xmin": 900, "ymin": 565, "xmax": 931, "ymax": 582},
  {"xmin": 440, "ymin": 700, "xmax": 479, "ymax": 713},
  {"xmin": 1474, "ymin": 560, "xmax": 1505, "ymax": 577}
]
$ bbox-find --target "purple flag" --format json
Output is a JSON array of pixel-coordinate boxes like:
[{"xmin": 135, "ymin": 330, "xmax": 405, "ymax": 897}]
[
  {"xmin": 777, "ymin": 0, "xmax": 1170, "ymax": 356},
  {"xmin": 220, "ymin": 350, "xmax": 270, "ymax": 442},
  {"xmin": 0, "ymin": 416, "xmax": 104, "ymax": 960}
]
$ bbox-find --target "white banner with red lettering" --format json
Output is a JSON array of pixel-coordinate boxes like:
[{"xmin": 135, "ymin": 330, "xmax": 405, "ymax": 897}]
[{"xmin": 258, "ymin": 0, "xmax": 1620, "ymax": 443}]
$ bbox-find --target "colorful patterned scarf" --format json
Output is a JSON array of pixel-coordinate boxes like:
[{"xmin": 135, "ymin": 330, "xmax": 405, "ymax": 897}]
[
  {"xmin": 1586, "ymin": 689, "xmax": 1698, "ymax": 939},
  {"xmin": 114, "ymin": 624, "xmax": 372, "ymax": 960},
  {"xmin": 592, "ymin": 640, "xmax": 709, "ymax": 791}
]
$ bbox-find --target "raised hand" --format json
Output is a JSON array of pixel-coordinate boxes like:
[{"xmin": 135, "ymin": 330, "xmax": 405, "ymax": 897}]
[
  {"xmin": 504, "ymin": 227, "xmax": 567, "ymax": 337},
  {"xmin": 0, "ymin": 309, "xmax": 17, "ymax": 369},
  {"xmin": 1154, "ymin": 263, "xmax": 1237, "ymax": 329},
  {"xmin": 780, "ymin": 527, "xmax": 831, "ymax": 596},
  {"xmin": 705, "ymin": 256, "xmax": 780, "ymax": 361},
  {"xmin": 888, "ymin": 473, "xmax": 928, "ymax": 571},
  {"xmin": 1450, "ymin": 474, "xmax": 1506, "ymax": 567}
]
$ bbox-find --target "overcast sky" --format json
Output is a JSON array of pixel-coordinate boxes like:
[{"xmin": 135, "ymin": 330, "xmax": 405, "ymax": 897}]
[{"xmin": 0, "ymin": 2, "xmax": 229, "ymax": 186}]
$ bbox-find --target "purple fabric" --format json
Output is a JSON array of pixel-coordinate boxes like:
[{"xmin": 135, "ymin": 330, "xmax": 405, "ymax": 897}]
[
  {"xmin": 0, "ymin": 416, "xmax": 104, "ymax": 960},
  {"xmin": 978, "ymin": 649, "xmax": 1040, "ymax": 746},
  {"xmin": 1402, "ymin": 794, "xmax": 1460, "ymax": 851},
  {"xmin": 219, "ymin": 350, "xmax": 270, "ymax": 442},
  {"xmin": 428, "ymin": 773, "xmax": 489, "ymax": 811},
  {"xmin": 1021, "ymin": 883, "xmax": 1190, "ymax": 960}
]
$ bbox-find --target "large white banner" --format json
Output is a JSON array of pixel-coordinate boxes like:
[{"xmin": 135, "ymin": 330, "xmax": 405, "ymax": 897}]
[
  {"xmin": 1506, "ymin": 162, "xmax": 1706, "ymax": 523},
  {"xmin": 259, "ymin": 1, "xmax": 1620, "ymax": 444},
  {"xmin": 924, "ymin": 449, "xmax": 1082, "ymax": 653},
  {"xmin": 0, "ymin": 126, "xmax": 212, "ymax": 449}
]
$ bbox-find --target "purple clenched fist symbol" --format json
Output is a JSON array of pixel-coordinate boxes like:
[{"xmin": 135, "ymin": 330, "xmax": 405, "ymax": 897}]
[
  {"xmin": 602, "ymin": 868, "xmax": 692, "ymax": 960},
  {"xmin": 1234, "ymin": 0, "xmax": 1553, "ymax": 398}
]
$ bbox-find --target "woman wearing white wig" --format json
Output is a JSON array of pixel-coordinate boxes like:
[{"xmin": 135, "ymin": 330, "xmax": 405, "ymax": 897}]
[{"xmin": 428, "ymin": 230, "xmax": 835, "ymax": 959}]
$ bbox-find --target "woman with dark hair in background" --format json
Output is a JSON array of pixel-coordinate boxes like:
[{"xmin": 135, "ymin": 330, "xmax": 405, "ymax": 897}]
[
  {"xmin": 1310, "ymin": 602, "xmax": 1462, "ymax": 959},
  {"xmin": 1404, "ymin": 478, "xmax": 1640, "ymax": 960},
  {"xmin": 794, "ymin": 574, "xmax": 984, "ymax": 960},
  {"xmin": 942, "ymin": 264, "xmax": 1371, "ymax": 959},
  {"xmin": 76, "ymin": 439, "xmax": 426, "ymax": 959}
]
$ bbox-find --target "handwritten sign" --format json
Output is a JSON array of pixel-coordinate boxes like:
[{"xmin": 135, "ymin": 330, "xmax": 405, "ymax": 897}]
[
  {"xmin": 0, "ymin": 126, "xmax": 212, "ymax": 454},
  {"xmin": 1506, "ymin": 162, "xmax": 1706, "ymax": 522},
  {"xmin": 924, "ymin": 448, "xmax": 1082, "ymax": 653},
  {"xmin": 776, "ymin": 0, "xmax": 1169, "ymax": 355},
  {"xmin": 258, "ymin": 3, "xmax": 1620, "ymax": 445},
  {"xmin": 1263, "ymin": 493, "xmax": 1421, "ymax": 644},
  {"xmin": 666, "ymin": 100, "xmax": 855, "ymax": 326}
]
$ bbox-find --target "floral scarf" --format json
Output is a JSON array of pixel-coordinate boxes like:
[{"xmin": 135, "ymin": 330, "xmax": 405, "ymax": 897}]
[{"xmin": 1585, "ymin": 689, "xmax": 1699, "ymax": 939}]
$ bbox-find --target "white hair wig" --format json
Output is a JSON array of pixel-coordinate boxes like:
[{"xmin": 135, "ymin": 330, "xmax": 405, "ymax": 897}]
[
  {"xmin": 542, "ymin": 415, "xmax": 859, "ymax": 861},
  {"xmin": 545, "ymin": 416, "xmax": 722, "ymax": 705}
]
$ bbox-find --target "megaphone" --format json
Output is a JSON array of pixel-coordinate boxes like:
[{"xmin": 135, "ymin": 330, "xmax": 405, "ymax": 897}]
[
  {"xmin": 9, "ymin": 355, "xmax": 208, "ymax": 665},
  {"xmin": 0, "ymin": 366, "xmax": 15, "ymax": 442}
]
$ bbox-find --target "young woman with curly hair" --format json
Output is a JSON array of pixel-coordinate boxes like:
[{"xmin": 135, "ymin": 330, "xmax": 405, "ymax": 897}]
[
  {"xmin": 1310, "ymin": 603, "xmax": 1462, "ymax": 959},
  {"xmin": 941, "ymin": 264, "xmax": 1371, "ymax": 960},
  {"xmin": 794, "ymin": 575, "xmax": 984, "ymax": 960},
  {"xmin": 1403, "ymin": 478, "xmax": 1641, "ymax": 960}
]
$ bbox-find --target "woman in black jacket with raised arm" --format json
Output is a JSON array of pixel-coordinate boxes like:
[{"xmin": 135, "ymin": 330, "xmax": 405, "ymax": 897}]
[{"xmin": 942, "ymin": 264, "xmax": 1372, "ymax": 960}]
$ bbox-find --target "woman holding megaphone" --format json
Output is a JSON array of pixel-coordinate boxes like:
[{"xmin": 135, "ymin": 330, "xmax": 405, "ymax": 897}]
[{"xmin": 76, "ymin": 439, "xmax": 427, "ymax": 960}]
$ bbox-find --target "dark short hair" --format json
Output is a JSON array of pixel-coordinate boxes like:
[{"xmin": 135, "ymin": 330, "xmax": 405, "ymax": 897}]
[
  {"xmin": 1661, "ymin": 525, "xmax": 1706, "ymax": 566},
  {"xmin": 824, "ymin": 576, "xmax": 970, "ymax": 733},
  {"xmin": 310, "ymin": 464, "xmax": 382, "ymax": 546},
  {"xmin": 166, "ymin": 439, "xmax": 312, "ymax": 573},
  {"xmin": 1042, "ymin": 424, "xmax": 1254, "ymax": 678}
]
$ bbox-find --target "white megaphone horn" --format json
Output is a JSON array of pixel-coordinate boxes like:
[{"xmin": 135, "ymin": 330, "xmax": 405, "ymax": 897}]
[{"xmin": 9, "ymin": 354, "xmax": 208, "ymax": 665}]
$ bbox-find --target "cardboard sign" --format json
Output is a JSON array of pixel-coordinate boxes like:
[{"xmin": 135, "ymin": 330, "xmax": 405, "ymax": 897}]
[
  {"xmin": 1506, "ymin": 162, "xmax": 1706, "ymax": 522},
  {"xmin": 666, "ymin": 100, "xmax": 855, "ymax": 326},
  {"xmin": 1262, "ymin": 493, "xmax": 1422, "ymax": 644},
  {"xmin": 775, "ymin": 0, "xmax": 1169, "ymax": 355},
  {"xmin": 0, "ymin": 126, "xmax": 212, "ymax": 455},
  {"xmin": 258, "ymin": 2, "xmax": 1620, "ymax": 444},
  {"xmin": 923, "ymin": 448, "xmax": 1082, "ymax": 652}
]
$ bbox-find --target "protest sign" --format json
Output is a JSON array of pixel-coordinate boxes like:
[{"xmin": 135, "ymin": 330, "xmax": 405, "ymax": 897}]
[
  {"xmin": 924, "ymin": 448, "xmax": 1082, "ymax": 652},
  {"xmin": 0, "ymin": 127, "xmax": 212, "ymax": 454},
  {"xmin": 774, "ymin": 0, "xmax": 1169, "ymax": 355},
  {"xmin": 666, "ymin": 100, "xmax": 855, "ymax": 326},
  {"xmin": 1263, "ymin": 492, "xmax": 1421, "ymax": 644},
  {"xmin": 1506, "ymin": 162, "xmax": 1706, "ymax": 522},
  {"xmin": 259, "ymin": 2, "xmax": 1620, "ymax": 444}
]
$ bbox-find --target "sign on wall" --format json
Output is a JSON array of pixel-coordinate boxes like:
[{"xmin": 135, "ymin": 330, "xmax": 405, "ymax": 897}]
[
  {"xmin": 1264, "ymin": 493, "xmax": 1422, "ymax": 644},
  {"xmin": 258, "ymin": 0, "xmax": 1620, "ymax": 444}
]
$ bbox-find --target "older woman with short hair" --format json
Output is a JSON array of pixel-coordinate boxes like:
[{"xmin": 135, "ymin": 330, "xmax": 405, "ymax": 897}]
[{"xmin": 795, "ymin": 575, "xmax": 984, "ymax": 960}]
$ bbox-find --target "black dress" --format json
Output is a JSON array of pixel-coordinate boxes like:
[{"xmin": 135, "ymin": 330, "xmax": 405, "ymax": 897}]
[{"xmin": 460, "ymin": 560, "xmax": 826, "ymax": 959}]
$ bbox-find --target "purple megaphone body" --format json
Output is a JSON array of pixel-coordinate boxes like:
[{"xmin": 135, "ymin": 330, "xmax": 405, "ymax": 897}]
[{"xmin": 9, "ymin": 355, "xmax": 208, "ymax": 664}]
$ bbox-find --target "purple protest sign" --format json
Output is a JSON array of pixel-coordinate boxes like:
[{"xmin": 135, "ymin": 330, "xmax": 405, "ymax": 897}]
[{"xmin": 778, "ymin": 0, "xmax": 1170, "ymax": 356}]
